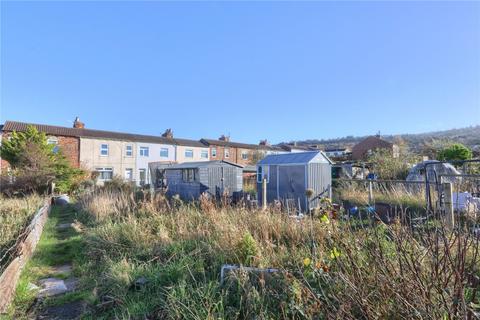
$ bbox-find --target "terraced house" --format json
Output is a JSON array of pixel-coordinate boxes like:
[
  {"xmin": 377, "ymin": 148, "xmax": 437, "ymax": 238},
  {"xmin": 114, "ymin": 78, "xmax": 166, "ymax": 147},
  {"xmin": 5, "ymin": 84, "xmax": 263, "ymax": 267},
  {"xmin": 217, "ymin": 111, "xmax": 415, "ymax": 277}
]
[
  {"xmin": 200, "ymin": 135, "xmax": 285, "ymax": 166},
  {"xmin": 0, "ymin": 119, "xmax": 209, "ymax": 186}
]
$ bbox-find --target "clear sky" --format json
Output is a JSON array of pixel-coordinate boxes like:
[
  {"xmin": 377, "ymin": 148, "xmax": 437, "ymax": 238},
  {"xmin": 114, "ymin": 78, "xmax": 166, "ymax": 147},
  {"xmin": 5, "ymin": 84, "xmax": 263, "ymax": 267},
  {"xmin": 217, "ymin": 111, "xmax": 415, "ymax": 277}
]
[{"xmin": 1, "ymin": 1, "xmax": 479, "ymax": 144}]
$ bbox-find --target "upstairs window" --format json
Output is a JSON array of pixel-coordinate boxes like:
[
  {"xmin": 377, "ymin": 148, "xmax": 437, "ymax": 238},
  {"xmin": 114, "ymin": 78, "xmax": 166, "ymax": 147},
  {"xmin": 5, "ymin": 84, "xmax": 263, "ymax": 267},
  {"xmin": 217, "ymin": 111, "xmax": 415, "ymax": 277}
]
[
  {"xmin": 47, "ymin": 137, "xmax": 58, "ymax": 145},
  {"xmin": 100, "ymin": 144, "xmax": 109, "ymax": 156},
  {"xmin": 241, "ymin": 151, "xmax": 248, "ymax": 160},
  {"xmin": 140, "ymin": 146, "xmax": 149, "ymax": 157},
  {"xmin": 125, "ymin": 145, "xmax": 133, "ymax": 157},
  {"xmin": 201, "ymin": 149, "xmax": 209, "ymax": 159},
  {"xmin": 224, "ymin": 148, "xmax": 230, "ymax": 158},
  {"xmin": 185, "ymin": 149, "xmax": 194, "ymax": 158},
  {"xmin": 160, "ymin": 148, "xmax": 169, "ymax": 158},
  {"xmin": 47, "ymin": 137, "xmax": 60, "ymax": 154},
  {"xmin": 211, "ymin": 148, "xmax": 217, "ymax": 157}
]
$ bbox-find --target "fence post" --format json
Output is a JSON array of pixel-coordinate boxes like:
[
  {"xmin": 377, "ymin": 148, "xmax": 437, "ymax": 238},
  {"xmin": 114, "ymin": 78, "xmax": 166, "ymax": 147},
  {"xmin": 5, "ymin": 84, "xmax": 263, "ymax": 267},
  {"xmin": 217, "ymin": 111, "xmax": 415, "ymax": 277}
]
[
  {"xmin": 443, "ymin": 182, "xmax": 454, "ymax": 230},
  {"xmin": 262, "ymin": 178, "xmax": 267, "ymax": 210},
  {"xmin": 368, "ymin": 180, "xmax": 373, "ymax": 205}
]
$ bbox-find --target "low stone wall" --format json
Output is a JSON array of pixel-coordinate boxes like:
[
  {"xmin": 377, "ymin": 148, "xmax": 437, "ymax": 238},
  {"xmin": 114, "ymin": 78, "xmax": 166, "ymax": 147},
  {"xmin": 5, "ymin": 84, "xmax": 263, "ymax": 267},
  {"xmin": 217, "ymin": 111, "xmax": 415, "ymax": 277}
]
[{"xmin": 0, "ymin": 199, "xmax": 51, "ymax": 313}]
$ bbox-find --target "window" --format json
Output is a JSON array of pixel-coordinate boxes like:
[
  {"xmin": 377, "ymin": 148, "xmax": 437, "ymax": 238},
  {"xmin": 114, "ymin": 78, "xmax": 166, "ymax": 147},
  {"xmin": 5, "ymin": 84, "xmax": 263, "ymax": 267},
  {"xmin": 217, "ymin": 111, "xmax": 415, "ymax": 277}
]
[
  {"xmin": 224, "ymin": 148, "xmax": 230, "ymax": 158},
  {"xmin": 182, "ymin": 169, "xmax": 197, "ymax": 182},
  {"xmin": 160, "ymin": 148, "xmax": 169, "ymax": 158},
  {"xmin": 47, "ymin": 137, "xmax": 58, "ymax": 145},
  {"xmin": 47, "ymin": 136, "xmax": 60, "ymax": 154},
  {"xmin": 125, "ymin": 145, "xmax": 133, "ymax": 157},
  {"xmin": 211, "ymin": 148, "xmax": 217, "ymax": 157},
  {"xmin": 96, "ymin": 167, "xmax": 113, "ymax": 180},
  {"xmin": 241, "ymin": 151, "xmax": 248, "ymax": 160},
  {"xmin": 100, "ymin": 144, "xmax": 109, "ymax": 156},
  {"xmin": 140, "ymin": 146, "xmax": 149, "ymax": 157},
  {"xmin": 201, "ymin": 149, "xmax": 209, "ymax": 159},
  {"xmin": 185, "ymin": 149, "xmax": 194, "ymax": 158},
  {"xmin": 124, "ymin": 168, "xmax": 133, "ymax": 180},
  {"xmin": 257, "ymin": 165, "xmax": 269, "ymax": 183},
  {"xmin": 139, "ymin": 169, "xmax": 146, "ymax": 186}
]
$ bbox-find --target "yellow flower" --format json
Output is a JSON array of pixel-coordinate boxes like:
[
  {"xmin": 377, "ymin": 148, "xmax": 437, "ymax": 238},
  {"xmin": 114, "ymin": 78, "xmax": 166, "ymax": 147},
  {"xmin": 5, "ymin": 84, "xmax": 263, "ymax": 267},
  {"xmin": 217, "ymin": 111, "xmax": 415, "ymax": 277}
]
[{"xmin": 303, "ymin": 257, "xmax": 311, "ymax": 267}]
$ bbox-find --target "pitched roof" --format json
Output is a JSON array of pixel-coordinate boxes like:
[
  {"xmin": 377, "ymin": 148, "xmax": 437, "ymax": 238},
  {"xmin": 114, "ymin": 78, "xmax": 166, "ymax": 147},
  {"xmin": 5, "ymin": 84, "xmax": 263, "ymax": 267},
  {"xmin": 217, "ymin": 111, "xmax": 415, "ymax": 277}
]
[
  {"xmin": 201, "ymin": 138, "xmax": 282, "ymax": 151},
  {"xmin": 174, "ymin": 138, "xmax": 208, "ymax": 148},
  {"xmin": 258, "ymin": 151, "xmax": 333, "ymax": 165},
  {"xmin": 277, "ymin": 143, "xmax": 314, "ymax": 151},
  {"xmin": 151, "ymin": 160, "xmax": 243, "ymax": 170},
  {"xmin": 351, "ymin": 136, "xmax": 394, "ymax": 160},
  {"xmin": 1, "ymin": 120, "xmax": 205, "ymax": 147}
]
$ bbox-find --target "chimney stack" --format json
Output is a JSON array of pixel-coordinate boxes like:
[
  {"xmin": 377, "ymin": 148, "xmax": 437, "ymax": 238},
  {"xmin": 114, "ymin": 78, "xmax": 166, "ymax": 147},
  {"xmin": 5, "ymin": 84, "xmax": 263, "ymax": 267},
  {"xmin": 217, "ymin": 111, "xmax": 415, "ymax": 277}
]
[
  {"xmin": 73, "ymin": 116, "xmax": 85, "ymax": 129},
  {"xmin": 219, "ymin": 134, "xmax": 230, "ymax": 142},
  {"xmin": 259, "ymin": 139, "xmax": 270, "ymax": 146},
  {"xmin": 162, "ymin": 128, "xmax": 174, "ymax": 139}
]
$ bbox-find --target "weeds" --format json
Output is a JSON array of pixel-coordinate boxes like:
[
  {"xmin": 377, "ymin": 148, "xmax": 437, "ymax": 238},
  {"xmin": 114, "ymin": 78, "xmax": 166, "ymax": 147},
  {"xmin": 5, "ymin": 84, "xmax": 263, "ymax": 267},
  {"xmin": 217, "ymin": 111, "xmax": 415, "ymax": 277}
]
[{"xmin": 69, "ymin": 189, "xmax": 480, "ymax": 319}]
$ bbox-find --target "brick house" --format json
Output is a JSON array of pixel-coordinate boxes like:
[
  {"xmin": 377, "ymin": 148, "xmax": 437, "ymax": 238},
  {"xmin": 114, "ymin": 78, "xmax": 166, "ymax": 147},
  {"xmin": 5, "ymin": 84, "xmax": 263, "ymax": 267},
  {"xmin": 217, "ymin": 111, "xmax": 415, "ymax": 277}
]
[
  {"xmin": 351, "ymin": 135, "xmax": 399, "ymax": 160},
  {"xmin": 1, "ymin": 119, "xmax": 83, "ymax": 172},
  {"xmin": 200, "ymin": 136, "xmax": 283, "ymax": 166}
]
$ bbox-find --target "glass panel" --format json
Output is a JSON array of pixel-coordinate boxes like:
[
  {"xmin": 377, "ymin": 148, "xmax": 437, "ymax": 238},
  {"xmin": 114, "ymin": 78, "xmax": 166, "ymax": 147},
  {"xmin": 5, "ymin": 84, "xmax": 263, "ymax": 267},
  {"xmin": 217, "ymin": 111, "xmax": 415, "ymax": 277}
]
[{"xmin": 160, "ymin": 148, "xmax": 169, "ymax": 157}]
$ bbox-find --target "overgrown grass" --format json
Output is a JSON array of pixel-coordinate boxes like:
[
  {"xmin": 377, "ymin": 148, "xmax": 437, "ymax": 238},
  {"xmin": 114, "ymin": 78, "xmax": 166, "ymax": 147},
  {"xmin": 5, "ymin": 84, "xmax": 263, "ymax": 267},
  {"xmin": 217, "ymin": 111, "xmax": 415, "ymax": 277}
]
[
  {"xmin": 0, "ymin": 194, "xmax": 44, "ymax": 271},
  {"xmin": 333, "ymin": 182, "xmax": 427, "ymax": 213},
  {"xmin": 72, "ymin": 189, "xmax": 480, "ymax": 319},
  {"xmin": 8, "ymin": 205, "xmax": 92, "ymax": 319}
]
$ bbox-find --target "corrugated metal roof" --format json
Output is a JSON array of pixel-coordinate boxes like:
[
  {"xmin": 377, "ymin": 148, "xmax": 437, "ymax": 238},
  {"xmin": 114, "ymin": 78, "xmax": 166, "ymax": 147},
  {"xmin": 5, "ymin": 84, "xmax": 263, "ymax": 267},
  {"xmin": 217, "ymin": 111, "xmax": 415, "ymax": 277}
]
[
  {"xmin": 159, "ymin": 160, "xmax": 244, "ymax": 169},
  {"xmin": 258, "ymin": 151, "xmax": 332, "ymax": 165},
  {"xmin": 2, "ymin": 120, "xmax": 204, "ymax": 147}
]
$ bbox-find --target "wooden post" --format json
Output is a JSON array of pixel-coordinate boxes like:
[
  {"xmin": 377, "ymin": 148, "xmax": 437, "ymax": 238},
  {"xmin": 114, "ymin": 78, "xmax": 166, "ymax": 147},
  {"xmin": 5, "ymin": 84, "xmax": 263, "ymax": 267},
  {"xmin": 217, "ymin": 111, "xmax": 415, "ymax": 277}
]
[
  {"xmin": 262, "ymin": 178, "xmax": 267, "ymax": 210},
  {"xmin": 443, "ymin": 182, "xmax": 454, "ymax": 230},
  {"xmin": 368, "ymin": 180, "xmax": 373, "ymax": 205}
]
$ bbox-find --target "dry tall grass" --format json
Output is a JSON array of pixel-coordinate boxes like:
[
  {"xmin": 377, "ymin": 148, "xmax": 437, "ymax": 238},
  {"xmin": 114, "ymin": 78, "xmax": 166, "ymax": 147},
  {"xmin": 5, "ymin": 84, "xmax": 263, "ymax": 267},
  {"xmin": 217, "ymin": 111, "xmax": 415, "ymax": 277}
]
[
  {"xmin": 0, "ymin": 194, "xmax": 44, "ymax": 270},
  {"xmin": 75, "ymin": 189, "xmax": 480, "ymax": 319}
]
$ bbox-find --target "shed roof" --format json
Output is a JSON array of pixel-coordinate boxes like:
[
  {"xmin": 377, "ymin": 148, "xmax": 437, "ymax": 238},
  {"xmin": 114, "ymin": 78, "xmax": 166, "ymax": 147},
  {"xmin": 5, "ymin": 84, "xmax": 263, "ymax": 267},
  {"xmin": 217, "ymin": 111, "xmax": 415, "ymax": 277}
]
[
  {"xmin": 152, "ymin": 160, "xmax": 244, "ymax": 170},
  {"xmin": 257, "ymin": 151, "xmax": 333, "ymax": 165},
  {"xmin": 201, "ymin": 138, "xmax": 283, "ymax": 151}
]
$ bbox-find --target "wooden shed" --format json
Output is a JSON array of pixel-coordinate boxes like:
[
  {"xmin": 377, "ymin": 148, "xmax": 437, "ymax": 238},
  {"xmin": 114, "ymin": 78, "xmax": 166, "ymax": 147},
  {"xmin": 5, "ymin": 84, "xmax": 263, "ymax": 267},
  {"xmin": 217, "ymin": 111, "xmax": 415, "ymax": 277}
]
[
  {"xmin": 149, "ymin": 160, "xmax": 243, "ymax": 200},
  {"xmin": 256, "ymin": 151, "xmax": 333, "ymax": 212}
]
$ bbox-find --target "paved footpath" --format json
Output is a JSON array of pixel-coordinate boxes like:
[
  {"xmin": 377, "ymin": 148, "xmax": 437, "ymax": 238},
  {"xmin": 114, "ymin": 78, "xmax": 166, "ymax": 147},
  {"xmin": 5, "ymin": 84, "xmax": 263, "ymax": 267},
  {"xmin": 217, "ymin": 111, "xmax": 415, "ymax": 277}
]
[{"xmin": 13, "ymin": 204, "xmax": 89, "ymax": 320}]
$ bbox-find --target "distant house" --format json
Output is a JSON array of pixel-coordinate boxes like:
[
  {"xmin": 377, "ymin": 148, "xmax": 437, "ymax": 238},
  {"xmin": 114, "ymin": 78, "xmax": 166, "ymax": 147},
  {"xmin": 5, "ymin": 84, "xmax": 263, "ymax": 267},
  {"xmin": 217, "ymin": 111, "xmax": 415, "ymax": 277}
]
[
  {"xmin": 323, "ymin": 147, "xmax": 351, "ymax": 160},
  {"xmin": 149, "ymin": 160, "xmax": 243, "ymax": 200},
  {"xmin": 278, "ymin": 142, "xmax": 314, "ymax": 153},
  {"xmin": 351, "ymin": 135, "xmax": 399, "ymax": 160},
  {"xmin": 256, "ymin": 151, "xmax": 333, "ymax": 213},
  {"xmin": 201, "ymin": 136, "xmax": 284, "ymax": 166}
]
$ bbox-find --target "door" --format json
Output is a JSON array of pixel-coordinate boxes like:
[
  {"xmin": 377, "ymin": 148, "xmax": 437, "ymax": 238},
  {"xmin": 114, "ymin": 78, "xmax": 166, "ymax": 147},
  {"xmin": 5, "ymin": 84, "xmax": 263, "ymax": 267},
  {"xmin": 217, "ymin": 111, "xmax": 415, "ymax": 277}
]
[
  {"xmin": 125, "ymin": 168, "xmax": 133, "ymax": 181},
  {"xmin": 139, "ymin": 169, "xmax": 146, "ymax": 186}
]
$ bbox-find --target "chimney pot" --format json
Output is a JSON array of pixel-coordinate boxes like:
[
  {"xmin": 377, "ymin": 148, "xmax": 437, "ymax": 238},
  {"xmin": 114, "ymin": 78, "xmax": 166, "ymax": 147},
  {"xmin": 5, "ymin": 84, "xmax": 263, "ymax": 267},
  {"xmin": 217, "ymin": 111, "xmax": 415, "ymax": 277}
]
[
  {"xmin": 259, "ymin": 139, "xmax": 270, "ymax": 146},
  {"xmin": 162, "ymin": 128, "xmax": 174, "ymax": 139},
  {"xmin": 73, "ymin": 116, "xmax": 85, "ymax": 129},
  {"xmin": 219, "ymin": 134, "xmax": 230, "ymax": 142}
]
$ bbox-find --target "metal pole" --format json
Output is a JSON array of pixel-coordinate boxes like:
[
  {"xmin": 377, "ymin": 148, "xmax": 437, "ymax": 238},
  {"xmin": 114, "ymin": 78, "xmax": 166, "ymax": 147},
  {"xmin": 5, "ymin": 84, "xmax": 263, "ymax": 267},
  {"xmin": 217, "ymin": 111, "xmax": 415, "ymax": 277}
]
[
  {"xmin": 262, "ymin": 178, "xmax": 267, "ymax": 210},
  {"xmin": 368, "ymin": 180, "xmax": 373, "ymax": 205},
  {"xmin": 443, "ymin": 182, "xmax": 454, "ymax": 230}
]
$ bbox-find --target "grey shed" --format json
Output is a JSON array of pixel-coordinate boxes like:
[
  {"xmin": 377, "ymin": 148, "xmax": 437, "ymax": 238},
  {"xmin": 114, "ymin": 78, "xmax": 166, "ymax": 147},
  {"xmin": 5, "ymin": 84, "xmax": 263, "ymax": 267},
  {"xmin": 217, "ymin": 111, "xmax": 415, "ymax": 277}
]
[
  {"xmin": 149, "ymin": 160, "xmax": 243, "ymax": 201},
  {"xmin": 256, "ymin": 151, "xmax": 333, "ymax": 212}
]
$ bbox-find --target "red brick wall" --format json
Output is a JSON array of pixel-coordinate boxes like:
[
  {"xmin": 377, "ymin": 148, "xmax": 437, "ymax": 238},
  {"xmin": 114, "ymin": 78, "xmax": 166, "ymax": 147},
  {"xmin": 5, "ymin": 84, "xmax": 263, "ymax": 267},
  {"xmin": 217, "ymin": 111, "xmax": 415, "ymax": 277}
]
[
  {"xmin": 0, "ymin": 133, "xmax": 80, "ymax": 172},
  {"xmin": 209, "ymin": 145, "xmax": 238, "ymax": 163},
  {"xmin": 56, "ymin": 136, "xmax": 80, "ymax": 167}
]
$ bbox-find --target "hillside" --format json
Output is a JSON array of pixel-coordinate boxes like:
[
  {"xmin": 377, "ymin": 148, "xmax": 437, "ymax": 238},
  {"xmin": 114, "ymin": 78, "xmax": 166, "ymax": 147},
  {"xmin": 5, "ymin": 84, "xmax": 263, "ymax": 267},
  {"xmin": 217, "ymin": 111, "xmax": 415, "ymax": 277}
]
[{"xmin": 286, "ymin": 125, "xmax": 480, "ymax": 152}]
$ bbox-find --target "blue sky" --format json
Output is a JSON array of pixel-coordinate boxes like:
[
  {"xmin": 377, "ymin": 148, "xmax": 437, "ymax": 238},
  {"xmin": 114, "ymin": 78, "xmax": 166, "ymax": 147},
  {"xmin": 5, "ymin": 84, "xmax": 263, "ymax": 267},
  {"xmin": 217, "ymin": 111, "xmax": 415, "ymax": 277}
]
[{"xmin": 1, "ymin": 1, "xmax": 479, "ymax": 143}]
